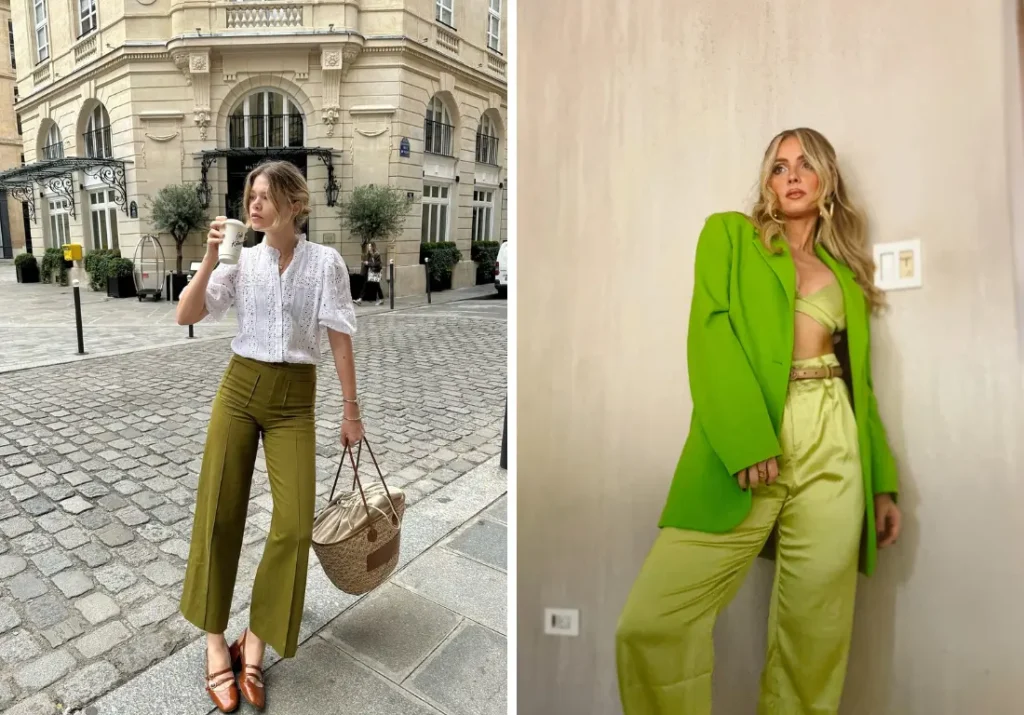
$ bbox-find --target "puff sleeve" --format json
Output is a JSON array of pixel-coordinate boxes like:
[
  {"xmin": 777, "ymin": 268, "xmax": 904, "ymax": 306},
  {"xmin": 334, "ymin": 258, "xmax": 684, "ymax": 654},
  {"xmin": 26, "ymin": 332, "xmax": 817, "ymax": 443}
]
[{"xmin": 318, "ymin": 250, "xmax": 357, "ymax": 335}]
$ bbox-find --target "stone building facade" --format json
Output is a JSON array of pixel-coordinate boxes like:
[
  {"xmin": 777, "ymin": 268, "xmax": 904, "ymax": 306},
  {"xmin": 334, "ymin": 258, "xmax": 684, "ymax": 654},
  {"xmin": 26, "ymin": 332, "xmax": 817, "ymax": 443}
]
[
  {"xmin": 1, "ymin": 0, "xmax": 27, "ymax": 257},
  {"xmin": 4, "ymin": 0, "xmax": 507, "ymax": 293}
]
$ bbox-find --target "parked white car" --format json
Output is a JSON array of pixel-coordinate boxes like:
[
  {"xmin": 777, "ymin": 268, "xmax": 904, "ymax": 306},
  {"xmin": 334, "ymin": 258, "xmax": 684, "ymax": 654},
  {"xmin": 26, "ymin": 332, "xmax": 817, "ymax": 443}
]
[{"xmin": 494, "ymin": 240, "xmax": 508, "ymax": 298}]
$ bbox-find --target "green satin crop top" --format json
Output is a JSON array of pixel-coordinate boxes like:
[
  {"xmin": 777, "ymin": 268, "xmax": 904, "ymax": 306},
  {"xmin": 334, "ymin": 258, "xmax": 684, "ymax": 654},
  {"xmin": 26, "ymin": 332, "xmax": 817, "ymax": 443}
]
[{"xmin": 794, "ymin": 280, "xmax": 846, "ymax": 334}]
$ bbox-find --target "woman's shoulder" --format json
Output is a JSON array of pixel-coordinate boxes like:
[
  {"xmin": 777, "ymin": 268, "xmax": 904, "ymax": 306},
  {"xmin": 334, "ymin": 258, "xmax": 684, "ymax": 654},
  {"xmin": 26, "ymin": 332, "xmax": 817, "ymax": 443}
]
[
  {"xmin": 309, "ymin": 242, "xmax": 348, "ymax": 270},
  {"xmin": 704, "ymin": 211, "xmax": 756, "ymax": 231}
]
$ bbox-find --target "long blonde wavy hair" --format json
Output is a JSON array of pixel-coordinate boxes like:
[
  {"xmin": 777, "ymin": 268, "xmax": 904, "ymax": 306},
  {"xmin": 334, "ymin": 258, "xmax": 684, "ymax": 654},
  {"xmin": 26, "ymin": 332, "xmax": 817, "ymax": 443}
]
[{"xmin": 750, "ymin": 127, "xmax": 886, "ymax": 313}]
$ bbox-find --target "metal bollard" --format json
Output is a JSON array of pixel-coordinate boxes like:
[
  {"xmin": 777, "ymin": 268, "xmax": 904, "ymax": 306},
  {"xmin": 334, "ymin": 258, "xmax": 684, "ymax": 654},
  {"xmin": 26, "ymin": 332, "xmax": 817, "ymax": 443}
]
[
  {"xmin": 425, "ymin": 257, "xmax": 432, "ymax": 305},
  {"xmin": 389, "ymin": 259, "xmax": 395, "ymax": 311},
  {"xmin": 72, "ymin": 279, "xmax": 85, "ymax": 355},
  {"xmin": 500, "ymin": 397, "xmax": 507, "ymax": 470},
  {"xmin": 186, "ymin": 274, "xmax": 195, "ymax": 338}
]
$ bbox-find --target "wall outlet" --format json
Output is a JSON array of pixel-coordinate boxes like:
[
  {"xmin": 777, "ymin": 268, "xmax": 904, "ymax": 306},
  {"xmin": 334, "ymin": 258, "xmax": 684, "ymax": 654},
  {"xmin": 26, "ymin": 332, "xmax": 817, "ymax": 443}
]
[
  {"xmin": 873, "ymin": 239, "xmax": 922, "ymax": 290},
  {"xmin": 544, "ymin": 607, "xmax": 580, "ymax": 637}
]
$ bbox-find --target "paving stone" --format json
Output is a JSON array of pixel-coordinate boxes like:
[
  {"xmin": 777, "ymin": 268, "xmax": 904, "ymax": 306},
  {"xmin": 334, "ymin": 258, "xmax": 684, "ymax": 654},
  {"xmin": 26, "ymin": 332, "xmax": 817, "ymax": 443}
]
[
  {"xmin": 151, "ymin": 503, "xmax": 189, "ymax": 524},
  {"xmin": 112, "ymin": 479, "xmax": 142, "ymax": 495},
  {"xmin": 72, "ymin": 620, "xmax": 131, "ymax": 659},
  {"xmin": 0, "ymin": 554, "xmax": 27, "ymax": 578},
  {"xmin": 35, "ymin": 510, "xmax": 73, "ymax": 534},
  {"xmin": 76, "ymin": 482, "xmax": 109, "ymax": 498},
  {"xmin": 14, "ymin": 649, "xmax": 76, "ymax": 690},
  {"xmin": 30, "ymin": 549, "xmax": 73, "ymax": 577},
  {"xmin": 95, "ymin": 523, "xmax": 134, "ymax": 547},
  {"xmin": 97, "ymin": 494, "xmax": 128, "ymax": 511},
  {"xmin": 73, "ymin": 542, "xmax": 111, "ymax": 568},
  {"xmin": 52, "ymin": 569, "xmax": 93, "ymax": 599},
  {"xmin": 407, "ymin": 622, "xmax": 507, "ymax": 715},
  {"xmin": 94, "ymin": 563, "xmax": 137, "ymax": 593},
  {"xmin": 77, "ymin": 509, "xmax": 111, "ymax": 530},
  {"xmin": 41, "ymin": 484, "xmax": 75, "ymax": 501},
  {"xmin": 159, "ymin": 538, "xmax": 191, "ymax": 560},
  {"xmin": 0, "ymin": 599, "xmax": 22, "ymax": 634},
  {"xmin": 0, "ymin": 516, "xmax": 35, "ymax": 538},
  {"xmin": 0, "ymin": 499, "xmax": 17, "ymax": 520},
  {"xmin": 53, "ymin": 660, "xmax": 120, "ymax": 709},
  {"xmin": 0, "ymin": 630, "xmax": 42, "ymax": 665},
  {"xmin": 9, "ymin": 484, "xmax": 38, "ymax": 502},
  {"xmin": 117, "ymin": 541, "xmax": 159, "ymax": 566},
  {"xmin": 14, "ymin": 463, "xmax": 44, "ymax": 478},
  {"xmin": 107, "ymin": 628, "xmax": 172, "ymax": 675},
  {"xmin": 115, "ymin": 582, "xmax": 156, "ymax": 607},
  {"xmin": 40, "ymin": 616, "xmax": 86, "ymax": 648},
  {"xmin": 26, "ymin": 473, "xmax": 57, "ymax": 488},
  {"xmin": 75, "ymin": 593, "xmax": 120, "ymax": 625},
  {"xmin": 126, "ymin": 595, "xmax": 176, "ymax": 628},
  {"xmin": 142, "ymin": 561, "xmax": 184, "ymax": 587},
  {"xmin": 115, "ymin": 505, "xmax": 150, "ymax": 526},
  {"xmin": 54, "ymin": 527, "xmax": 90, "ymax": 550},
  {"xmin": 8, "ymin": 572, "xmax": 48, "ymax": 601},
  {"xmin": 2, "ymin": 693, "xmax": 57, "ymax": 715},
  {"xmin": 24, "ymin": 594, "xmax": 68, "ymax": 629},
  {"xmin": 20, "ymin": 496, "xmax": 54, "ymax": 517},
  {"xmin": 0, "ymin": 473, "xmax": 23, "ymax": 488},
  {"xmin": 62, "ymin": 470, "xmax": 91, "ymax": 486}
]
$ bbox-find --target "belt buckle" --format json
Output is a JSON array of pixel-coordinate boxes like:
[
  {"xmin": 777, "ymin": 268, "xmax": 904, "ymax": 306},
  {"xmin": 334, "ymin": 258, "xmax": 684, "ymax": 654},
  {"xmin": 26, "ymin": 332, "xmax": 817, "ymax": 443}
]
[{"xmin": 824, "ymin": 365, "xmax": 833, "ymax": 379}]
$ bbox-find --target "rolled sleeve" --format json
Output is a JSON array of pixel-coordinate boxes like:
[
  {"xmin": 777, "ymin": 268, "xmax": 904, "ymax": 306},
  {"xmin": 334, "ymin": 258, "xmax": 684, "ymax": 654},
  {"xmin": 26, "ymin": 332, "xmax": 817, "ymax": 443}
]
[
  {"xmin": 200, "ymin": 262, "xmax": 238, "ymax": 323},
  {"xmin": 319, "ymin": 250, "xmax": 357, "ymax": 335}
]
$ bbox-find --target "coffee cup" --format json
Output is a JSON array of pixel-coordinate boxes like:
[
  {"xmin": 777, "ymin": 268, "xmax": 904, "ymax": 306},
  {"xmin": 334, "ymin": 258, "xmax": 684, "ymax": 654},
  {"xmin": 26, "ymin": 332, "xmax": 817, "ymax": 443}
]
[{"xmin": 218, "ymin": 219, "xmax": 247, "ymax": 265}]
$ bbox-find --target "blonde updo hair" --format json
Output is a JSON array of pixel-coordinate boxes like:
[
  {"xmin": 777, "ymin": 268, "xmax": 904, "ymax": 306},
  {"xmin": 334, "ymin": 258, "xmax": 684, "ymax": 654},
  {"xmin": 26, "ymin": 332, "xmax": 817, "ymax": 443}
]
[
  {"xmin": 750, "ymin": 127, "xmax": 886, "ymax": 313},
  {"xmin": 242, "ymin": 160, "xmax": 310, "ymax": 232}
]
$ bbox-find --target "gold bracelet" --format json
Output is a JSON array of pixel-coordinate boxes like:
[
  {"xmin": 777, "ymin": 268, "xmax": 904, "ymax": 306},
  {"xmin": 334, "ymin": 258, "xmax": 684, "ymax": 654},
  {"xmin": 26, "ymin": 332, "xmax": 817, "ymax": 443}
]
[
  {"xmin": 343, "ymin": 397, "xmax": 359, "ymax": 404},
  {"xmin": 343, "ymin": 416, "xmax": 362, "ymax": 422}
]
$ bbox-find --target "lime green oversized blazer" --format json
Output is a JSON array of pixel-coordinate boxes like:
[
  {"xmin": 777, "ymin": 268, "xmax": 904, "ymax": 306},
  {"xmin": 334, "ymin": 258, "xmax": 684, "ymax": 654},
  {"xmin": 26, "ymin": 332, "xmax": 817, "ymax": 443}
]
[{"xmin": 658, "ymin": 211, "xmax": 899, "ymax": 576}]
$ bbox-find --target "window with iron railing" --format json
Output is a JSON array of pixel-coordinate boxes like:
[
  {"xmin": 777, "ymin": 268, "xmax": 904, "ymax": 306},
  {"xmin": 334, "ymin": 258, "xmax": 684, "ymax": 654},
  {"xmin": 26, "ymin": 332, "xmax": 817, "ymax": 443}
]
[
  {"xmin": 42, "ymin": 142, "xmax": 63, "ymax": 160},
  {"xmin": 425, "ymin": 119, "xmax": 455, "ymax": 157},
  {"xmin": 476, "ymin": 114, "xmax": 499, "ymax": 164},
  {"xmin": 228, "ymin": 90, "xmax": 305, "ymax": 148},
  {"xmin": 84, "ymin": 105, "xmax": 111, "ymax": 158},
  {"xmin": 425, "ymin": 96, "xmax": 454, "ymax": 156}
]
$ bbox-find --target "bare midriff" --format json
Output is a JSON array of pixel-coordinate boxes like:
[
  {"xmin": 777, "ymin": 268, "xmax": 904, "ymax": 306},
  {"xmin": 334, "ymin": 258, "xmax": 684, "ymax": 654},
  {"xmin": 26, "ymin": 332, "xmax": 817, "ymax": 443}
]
[{"xmin": 792, "ymin": 312, "xmax": 836, "ymax": 360}]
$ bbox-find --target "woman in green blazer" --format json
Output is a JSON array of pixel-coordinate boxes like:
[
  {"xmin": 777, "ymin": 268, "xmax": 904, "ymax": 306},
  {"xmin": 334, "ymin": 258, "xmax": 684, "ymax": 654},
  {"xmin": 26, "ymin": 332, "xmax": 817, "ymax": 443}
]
[{"xmin": 616, "ymin": 128, "xmax": 902, "ymax": 715}]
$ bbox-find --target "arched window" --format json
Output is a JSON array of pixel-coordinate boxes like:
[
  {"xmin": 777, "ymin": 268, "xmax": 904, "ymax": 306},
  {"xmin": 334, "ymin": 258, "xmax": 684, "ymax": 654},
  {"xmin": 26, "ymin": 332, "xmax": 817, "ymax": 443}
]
[
  {"xmin": 229, "ymin": 90, "xmax": 304, "ymax": 149},
  {"xmin": 83, "ymin": 105, "xmax": 111, "ymax": 158},
  {"xmin": 425, "ymin": 96, "xmax": 454, "ymax": 156},
  {"xmin": 475, "ymin": 113, "xmax": 499, "ymax": 165},
  {"xmin": 43, "ymin": 123, "xmax": 63, "ymax": 160}
]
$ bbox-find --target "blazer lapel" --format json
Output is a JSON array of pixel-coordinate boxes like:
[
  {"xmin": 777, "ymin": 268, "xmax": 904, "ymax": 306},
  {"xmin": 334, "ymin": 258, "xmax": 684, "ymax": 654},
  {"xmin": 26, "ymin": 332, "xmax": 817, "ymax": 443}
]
[{"xmin": 751, "ymin": 235, "xmax": 795, "ymax": 310}]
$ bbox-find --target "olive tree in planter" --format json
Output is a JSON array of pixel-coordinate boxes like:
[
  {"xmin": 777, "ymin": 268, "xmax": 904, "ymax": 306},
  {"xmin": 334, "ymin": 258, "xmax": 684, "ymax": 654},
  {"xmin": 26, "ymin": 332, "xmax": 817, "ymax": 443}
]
[
  {"xmin": 148, "ymin": 184, "xmax": 207, "ymax": 301},
  {"xmin": 341, "ymin": 184, "xmax": 411, "ymax": 295},
  {"xmin": 106, "ymin": 257, "xmax": 137, "ymax": 299},
  {"xmin": 14, "ymin": 253, "xmax": 39, "ymax": 283}
]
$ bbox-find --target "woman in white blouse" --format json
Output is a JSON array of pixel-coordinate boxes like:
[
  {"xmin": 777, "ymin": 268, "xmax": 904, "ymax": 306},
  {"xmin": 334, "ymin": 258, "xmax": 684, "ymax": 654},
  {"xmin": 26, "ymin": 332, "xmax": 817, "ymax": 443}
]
[{"xmin": 174, "ymin": 160, "xmax": 362, "ymax": 713}]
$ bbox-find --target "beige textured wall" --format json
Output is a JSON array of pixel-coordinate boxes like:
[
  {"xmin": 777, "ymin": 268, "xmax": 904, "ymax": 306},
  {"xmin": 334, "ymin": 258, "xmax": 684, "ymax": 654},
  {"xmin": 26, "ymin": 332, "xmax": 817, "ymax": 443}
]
[
  {"xmin": 1, "ymin": 0, "xmax": 27, "ymax": 252},
  {"xmin": 518, "ymin": 1, "xmax": 1024, "ymax": 713}
]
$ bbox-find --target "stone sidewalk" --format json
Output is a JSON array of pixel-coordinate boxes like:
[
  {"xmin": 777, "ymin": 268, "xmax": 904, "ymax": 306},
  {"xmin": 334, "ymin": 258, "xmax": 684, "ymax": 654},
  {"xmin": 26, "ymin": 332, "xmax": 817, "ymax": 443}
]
[
  {"xmin": 0, "ymin": 259, "xmax": 500, "ymax": 374},
  {"xmin": 0, "ymin": 296, "xmax": 507, "ymax": 714},
  {"xmin": 85, "ymin": 459, "xmax": 507, "ymax": 715}
]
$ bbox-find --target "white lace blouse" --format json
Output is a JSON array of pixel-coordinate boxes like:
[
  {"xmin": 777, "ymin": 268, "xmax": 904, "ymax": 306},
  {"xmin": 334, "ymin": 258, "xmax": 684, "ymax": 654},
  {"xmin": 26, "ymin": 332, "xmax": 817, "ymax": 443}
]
[{"xmin": 183, "ymin": 235, "xmax": 357, "ymax": 364}]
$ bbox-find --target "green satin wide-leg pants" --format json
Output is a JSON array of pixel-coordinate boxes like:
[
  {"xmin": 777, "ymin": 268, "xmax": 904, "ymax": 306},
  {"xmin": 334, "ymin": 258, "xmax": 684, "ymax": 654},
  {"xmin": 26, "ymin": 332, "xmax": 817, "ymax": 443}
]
[
  {"xmin": 180, "ymin": 354, "xmax": 318, "ymax": 659},
  {"xmin": 616, "ymin": 355, "xmax": 865, "ymax": 715}
]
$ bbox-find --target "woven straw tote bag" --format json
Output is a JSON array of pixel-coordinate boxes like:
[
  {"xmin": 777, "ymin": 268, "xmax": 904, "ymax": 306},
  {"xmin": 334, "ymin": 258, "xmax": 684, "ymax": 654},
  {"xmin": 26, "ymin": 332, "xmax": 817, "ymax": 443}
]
[{"xmin": 311, "ymin": 439, "xmax": 406, "ymax": 595}]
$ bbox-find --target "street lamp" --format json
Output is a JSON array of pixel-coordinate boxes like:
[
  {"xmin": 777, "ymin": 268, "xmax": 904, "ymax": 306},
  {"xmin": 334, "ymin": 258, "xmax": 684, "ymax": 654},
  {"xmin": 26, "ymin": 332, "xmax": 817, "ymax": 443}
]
[{"xmin": 195, "ymin": 181, "xmax": 211, "ymax": 209}]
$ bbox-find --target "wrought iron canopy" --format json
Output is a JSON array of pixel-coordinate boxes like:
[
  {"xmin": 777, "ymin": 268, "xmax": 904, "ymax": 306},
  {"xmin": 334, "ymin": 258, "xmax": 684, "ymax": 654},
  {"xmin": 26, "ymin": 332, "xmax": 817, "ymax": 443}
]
[
  {"xmin": 0, "ymin": 157, "xmax": 130, "ymax": 223},
  {"xmin": 195, "ymin": 147, "xmax": 341, "ymax": 209}
]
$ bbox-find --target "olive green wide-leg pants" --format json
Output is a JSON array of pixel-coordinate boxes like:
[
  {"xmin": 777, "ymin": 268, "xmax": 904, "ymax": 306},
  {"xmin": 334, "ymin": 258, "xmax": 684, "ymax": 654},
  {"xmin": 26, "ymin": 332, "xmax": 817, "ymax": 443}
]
[
  {"xmin": 180, "ymin": 354, "xmax": 318, "ymax": 659},
  {"xmin": 616, "ymin": 355, "xmax": 865, "ymax": 714}
]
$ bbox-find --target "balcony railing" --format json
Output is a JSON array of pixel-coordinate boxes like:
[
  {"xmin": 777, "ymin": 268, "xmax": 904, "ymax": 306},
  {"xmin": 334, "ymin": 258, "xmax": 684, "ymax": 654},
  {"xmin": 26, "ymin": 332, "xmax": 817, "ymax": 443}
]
[
  {"xmin": 226, "ymin": 4, "xmax": 304, "ymax": 28},
  {"xmin": 74, "ymin": 33, "xmax": 98, "ymax": 63},
  {"xmin": 487, "ymin": 54, "xmax": 506, "ymax": 77},
  {"xmin": 475, "ymin": 134, "xmax": 499, "ymax": 165},
  {"xmin": 42, "ymin": 142, "xmax": 64, "ymax": 160},
  {"xmin": 424, "ymin": 119, "xmax": 454, "ymax": 157},
  {"xmin": 228, "ymin": 114, "xmax": 305, "ymax": 149},
  {"xmin": 83, "ymin": 126, "xmax": 112, "ymax": 159},
  {"xmin": 435, "ymin": 25, "xmax": 460, "ymax": 55}
]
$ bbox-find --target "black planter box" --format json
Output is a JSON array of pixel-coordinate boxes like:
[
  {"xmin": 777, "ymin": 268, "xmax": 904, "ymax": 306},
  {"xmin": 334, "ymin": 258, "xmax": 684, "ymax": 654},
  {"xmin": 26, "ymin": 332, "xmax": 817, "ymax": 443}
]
[
  {"xmin": 167, "ymin": 273, "xmax": 189, "ymax": 302},
  {"xmin": 107, "ymin": 274, "xmax": 137, "ymax": 299},
  {"xmin": 16, "ymin": 262, "xmax": 39, "ymax": 283}
]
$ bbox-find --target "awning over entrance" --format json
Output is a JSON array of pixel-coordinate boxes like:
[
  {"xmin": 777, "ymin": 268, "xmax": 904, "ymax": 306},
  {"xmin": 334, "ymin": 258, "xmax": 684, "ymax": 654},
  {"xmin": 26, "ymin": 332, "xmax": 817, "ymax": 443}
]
[
  {"xmin": 0, "ymin": 157, "xmax": 131, "ymax": 224},
  {"xmin": 195, "ymin": 147, "xmax": 340, "ymax": 209}
]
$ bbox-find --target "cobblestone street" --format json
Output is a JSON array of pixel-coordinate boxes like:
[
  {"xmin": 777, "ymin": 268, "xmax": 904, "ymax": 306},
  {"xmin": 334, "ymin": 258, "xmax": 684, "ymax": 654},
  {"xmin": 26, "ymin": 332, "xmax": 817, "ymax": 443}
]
[{"xmin": 0, "ymin": 273, "xmax": 507, "ymax": 714}]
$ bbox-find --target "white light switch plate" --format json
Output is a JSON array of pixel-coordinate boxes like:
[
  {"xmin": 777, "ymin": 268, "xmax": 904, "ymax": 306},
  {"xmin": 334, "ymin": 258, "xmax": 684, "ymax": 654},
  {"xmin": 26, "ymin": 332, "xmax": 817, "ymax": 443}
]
[
  {"xmin": 873, "ymin": 239, "xmax": 922, "ymax": 290},
  {"xmin": 544, "ymin": 607, "xmax": 580, "ymax": 637}
]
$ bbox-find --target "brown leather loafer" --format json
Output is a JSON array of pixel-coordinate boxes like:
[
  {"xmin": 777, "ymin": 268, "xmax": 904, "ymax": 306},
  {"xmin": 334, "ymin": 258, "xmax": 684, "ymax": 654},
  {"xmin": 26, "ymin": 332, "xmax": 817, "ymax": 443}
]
[
  {"xmin": 231, "ymin": 629, "xmax": 266, "ymax": 711},
  {"xmin": 205, "ymin": 658, "xmax": 239, "ymax": 713}
]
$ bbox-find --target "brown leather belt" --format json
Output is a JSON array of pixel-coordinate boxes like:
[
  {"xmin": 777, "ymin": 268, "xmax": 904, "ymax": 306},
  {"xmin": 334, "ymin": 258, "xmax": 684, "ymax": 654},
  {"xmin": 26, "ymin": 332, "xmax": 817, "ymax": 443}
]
[{"xmin": 790, "ymin": 365, "xmax": 843, "ymax": 381}]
